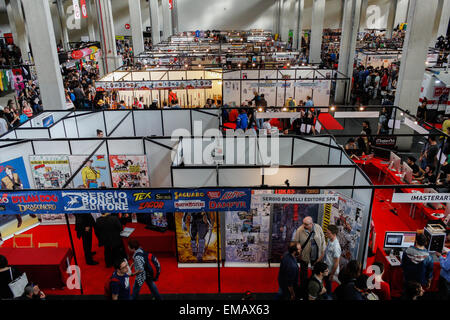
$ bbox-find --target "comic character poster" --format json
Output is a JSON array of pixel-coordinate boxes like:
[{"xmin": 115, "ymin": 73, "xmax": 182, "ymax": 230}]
[
  {"xmin": 69, "ymin": 155, "xmax": 111, "ymax": 188},
  {"xmin": 322, "ymin": 191, "xmax": 364, "ymax": 271},
  {"xmin": 175, "ymin": 212, "xmax": 219, "ymax": 263},
  {"xmin": 151, "ymin": 212, "xmax": 168, "ymax": 228},
  {"xmin": 270, "ymin": 189, "xmax": 320, "ymax": 263},
  {"xmin": 0, "ymin": 157, "xmax": 39, "ymax": 243},
  {"xmin": 29, "ymin": 155, "xmax": 71, "ymax": 189},
  {"xmin": 109, "ymin": 155, "xmax": 149, "ymax": 188},
  {"xmin": 224, "ymin": 208, "xmax": 270, "ymax": 264}
]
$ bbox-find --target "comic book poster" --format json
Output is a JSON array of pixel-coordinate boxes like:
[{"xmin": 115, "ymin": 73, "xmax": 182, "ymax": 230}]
[
  {"xmin": 269, "ymin": 189, "xmax": 320, "ymax": 263},
  {"xmin": 322, "ymin": 191, "xmax": 364, "ymax": 271},
  {"xmin": 29, "ymin": 155, "xmax": 71, "ymax": 189},
  {"xmin": 224, "ymin": 207, "xmax": 270, "ymax": 264},
  {"xmin": 175, "ymin": 211, "xmax": 219, "ymax": 264},
  {"xmin": 69, "ymin": 155, "xmax": 111, "ymax": 188},
  {"xmin": 109, "ymin": 155, "xmax": 150, "ymax": 188},
  {"xmin": 38, "ymin": 214, "xmax": 75, "ymax": 225},
  {"xmin": 151, "ymin": 212, "xmax": 168, "ymax": 228},
  {"xmin": 0, "ymin": 157, "xmax": 39, "ymax": 243}
]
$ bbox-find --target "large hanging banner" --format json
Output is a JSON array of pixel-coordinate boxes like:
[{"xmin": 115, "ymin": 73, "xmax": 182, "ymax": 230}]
[
  {"xmin": 0, "ymin": 157, "xmax": 39, "ymax": 241},
  {"xmin": 268, "ymin": 189, "xmax": 321, "ymax": 263},
  {"xmin": 175, "ymin": 211, "xmax": 219, "ymax": 263},
  {"xmin": 322, "ymin": 191, "xmax": 364, "ymax": 271},
  {"xmin": 0, "ymin": 188, "xmax": 252, "ymax": 215},
  {"xmin": 224, "ymin": 189, "xmax": 271, "ymax": 264},
  {"xmin": 69, "ymin": 155, "xmax": 111, "ymax": 188},
  {"xmin": 109, "ymin": 155, "xmax": 150, "ymax": 188},
  {"xmin": 29, "ymin": 155, "xmax": 71, "ymax": 189},
  {"xmin": 95, "ymin": 80, "xmax": 213, "ymax": 91}
]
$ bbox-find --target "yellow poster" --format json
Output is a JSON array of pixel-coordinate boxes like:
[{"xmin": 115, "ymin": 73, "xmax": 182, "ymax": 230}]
[{"xmin": 175, "ymin": 212, "xmax": 220, "ymax": 263}]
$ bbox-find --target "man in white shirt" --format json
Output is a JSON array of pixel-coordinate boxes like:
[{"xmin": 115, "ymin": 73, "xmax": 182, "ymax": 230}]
[{"xmin": 321, "ymin": 224, "xmax": 341, "ymax": 294}]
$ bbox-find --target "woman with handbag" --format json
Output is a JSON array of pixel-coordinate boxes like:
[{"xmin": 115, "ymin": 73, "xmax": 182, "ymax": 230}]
[{"xmin": 0, "ymin": 255, "xmax": 22, "ymax": 300}]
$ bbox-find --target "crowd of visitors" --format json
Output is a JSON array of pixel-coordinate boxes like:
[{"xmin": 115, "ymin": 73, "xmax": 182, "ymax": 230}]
[
  {"xmin": 0, "ymin": 42, "xmax": 23, "ymax": 67},
  {"xmin": 277, "ymin": 217, "xmax": 450, "ymax": 300}
]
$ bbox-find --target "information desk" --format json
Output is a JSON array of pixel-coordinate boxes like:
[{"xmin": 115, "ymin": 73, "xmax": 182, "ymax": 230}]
[
  {"xmin": 0, "ymin": 247, "xmax": 73, "ymax": 289},
  {"xmin": 122, "ymin": 223, "xmax": 176, "ymax": 258},
  {"xmin": 354, "ymin": 157, "xmax": 446, "ymax": 223},
  {"xmin": 375, "ymin": 247, "xmax": 441, "ymax": 297}
]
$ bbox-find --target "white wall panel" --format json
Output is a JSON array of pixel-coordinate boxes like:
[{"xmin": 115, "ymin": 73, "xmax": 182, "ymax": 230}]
[
  {"xmin": 191, "ymin": 109, "xmax": 220, "ymax": 135},
  {"xmin": 76, "ymin": 113, "xmax": 105, "ymax": 138},
  {"xmin": 310, "ymin": 167, "xmax": 355, "ymax": 186},
  {"xmin": 133, "ymin": 110, "xmax": 164, "ymax": 136},
  {"xmin": 292, "ymin": 138, "xmax": 328, "ymax": 165},
  {"xmin": 218, "ymin": 168, "xmax": 262, "ymax": 187},
  {"xmin": 264, "ymin": 167, "xmax": 308, "ymax": 186},
  {"xmin": 145, "ymin": 139, "xmax": 177, "ymax": 187},
  {"xmin": 49, "ymin": 121, "xmax": 66, "ymax": 139},
  {"xmin": 69, "ymin": 140, "xmax": 107, "ymax": 156},
  {"xmin": 162, "ymin": 110, "xmax": 191, "ymax": 136},
  {"xmin": 32, "ymin": 141, "xmax": 70, "ymax": 155},
  {"xmin": 172, "ymin": 168, "xmax": 217, "ymax": 187},
  {"xmin": 15, "ymin": 129, "xmax": 50, "ymax": 139},
  {"xmin": 104, "ymin": 111, "xmax": 130, "ymax": 135},
  {"xmin": 108, "ymin": 113, "xmax": 134, "ymax": 137},
  {"xmin": 63, "ymin": 118, "xmax": 79, "ymax": 138},
  {"xmin": 107, "ymin": 139, "xmax": 144, "ymax": 155}
]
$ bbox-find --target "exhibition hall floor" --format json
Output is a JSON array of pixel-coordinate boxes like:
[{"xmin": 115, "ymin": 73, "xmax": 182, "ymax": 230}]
[{"xmin": 1, "ymin": 223, "xmax": 279, "ymax": 296}]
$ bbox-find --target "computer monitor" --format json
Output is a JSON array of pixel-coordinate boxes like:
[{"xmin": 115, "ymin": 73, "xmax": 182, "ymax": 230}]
[
  {"xmin": 384, "ymin": 231, "xmax": 417, "ymax": 249},
  {"xmin": 388, "ymin": 151, "xmax": 401, "ymax": 172},
  {"xmin": 425, "ymin": 188, "xmax": 442, "ymax": 210},
  {"xmin": 402, "ymin": 163, "xmax": 413, "ymax": 184}
]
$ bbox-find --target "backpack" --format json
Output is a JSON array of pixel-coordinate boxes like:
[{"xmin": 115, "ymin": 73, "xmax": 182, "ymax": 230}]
[
  {"xmin": 135, "ymin": 251, "xmax": 161, "ymax": 281},
  {"xmin": 104, "ymin": 274, "xmax": 120, "ymax": 300}
]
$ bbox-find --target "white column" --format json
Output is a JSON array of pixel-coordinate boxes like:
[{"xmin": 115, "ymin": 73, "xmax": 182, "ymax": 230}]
[
  {"xmin": 95, "ymin": 0, "xmax": 122, "ymax": 74},
  {"xmin": 335, "ymin": 0, "xmax": 362, "ymax": 104},
  {"xmin": 162, "ymin": 0, "xmax": 172, "ymax": 42},
  {"xmin": 87, "ymin": 0, "xmax": 97, "ymax": 41},
  {"xmin": 171, "ymin": 0, "xmax": 179, "ymax": 35},
  {"xmin": 386, "ymin": 0, "xmax": 398, "ymax": 38},
  {"xmin": 394, "ymin": 0, "xmax": 440, "ymax": 113},
  {"xmin": 309, "ymin": 0, "xmax": 325, "ymax": 64},
  {"xmin": 149, "ymin": 0, "xmax": 160, "ymax": 45},
  {"xmin": 5, "ymin": 0, "xmax": 30, "ymax": 61},
  {"xmin": 128, "ymin": 0, "xmax": 145, "ymax": 55},
  {"xmin": 21, "ymin": 0, "xmax": 67, "ymax": 110},
  {"xmin": 394, "ymin": 0, "xmax": 409, "ymax": 26},
  {"xmin": 293, "ymin": 0, "xmax": 304, "ymax": 50},
  {"xmin": 437, "ymin": 0, "xmax": 450, "ymax": 37},
  {"xmin": 56, "ymin": 0, "xmax": 69, "ymax": 50}
]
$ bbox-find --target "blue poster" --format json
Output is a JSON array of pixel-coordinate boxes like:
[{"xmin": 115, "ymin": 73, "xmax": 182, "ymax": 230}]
[{"xmin": 0, "ymin": 157, "xmax": 30, "ymax": 190}]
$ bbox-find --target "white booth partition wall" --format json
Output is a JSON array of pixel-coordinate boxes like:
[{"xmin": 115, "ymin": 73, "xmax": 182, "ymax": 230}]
[
  {"xmin": 1, "ymin": 109, "xmax": 222, "ymax": 140},
  {"xmin": 222, "ymin": 68, "xmax": 333, "ymax": 107}
]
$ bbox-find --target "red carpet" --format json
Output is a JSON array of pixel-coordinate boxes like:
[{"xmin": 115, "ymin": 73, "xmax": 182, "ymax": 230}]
[
  {"xmin": 318, "ymin": 113, "xmax": 344, "ymax": 130},
  {"xmin": 0, "ymin": 223, "xmax": 279, "ymax": 295}
]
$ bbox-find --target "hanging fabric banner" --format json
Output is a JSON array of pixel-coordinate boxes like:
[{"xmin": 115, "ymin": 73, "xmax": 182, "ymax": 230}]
[
  {"xmin": 80, "ymin": 0, "xmax": 88, "ymax": 18},
  {"xmin": 73, "ymin": 0, "xmax": 81, "ymax": 20},
  {"xmin": 0, "ymin": 188, "xmax": 252, "ymax": 215}
]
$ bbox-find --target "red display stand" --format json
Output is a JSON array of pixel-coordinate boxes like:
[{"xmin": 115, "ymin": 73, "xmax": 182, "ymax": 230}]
[
  {"xmin": 122, "ymin": 223, "xmax": 176, "ymax": 257},
  {"xmin": 0, "ymin": 247, "xmax": 73, "ymax": 289}
]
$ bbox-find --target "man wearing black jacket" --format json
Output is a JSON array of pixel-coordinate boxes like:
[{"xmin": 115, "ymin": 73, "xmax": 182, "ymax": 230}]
[
  {"xmin": 74, "ymin": 214, "xmax": 98, "ymax": 265},
  {"xmin": 95, "ymin": 213, "xmax": 125, "ymax": 268}
]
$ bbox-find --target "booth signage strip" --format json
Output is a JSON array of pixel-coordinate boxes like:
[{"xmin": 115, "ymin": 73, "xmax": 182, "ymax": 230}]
[
  {"xmin": 391, "ymin": 193, "xmax": 450, "ymax": 203},
  {"xmin": 251, "ymin": 194, "xmax": 339, "ymax": 204},
  {"xmin": 95, "ymin": 80, "xmax": 213, "ymax": 91},
  {"xmin": 0, "ymin": 189, "xmax": 344, "ymax": 214},
  {"xmin": 0, "ymin": 189, "xmax": 252, "ymax": 214}
]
